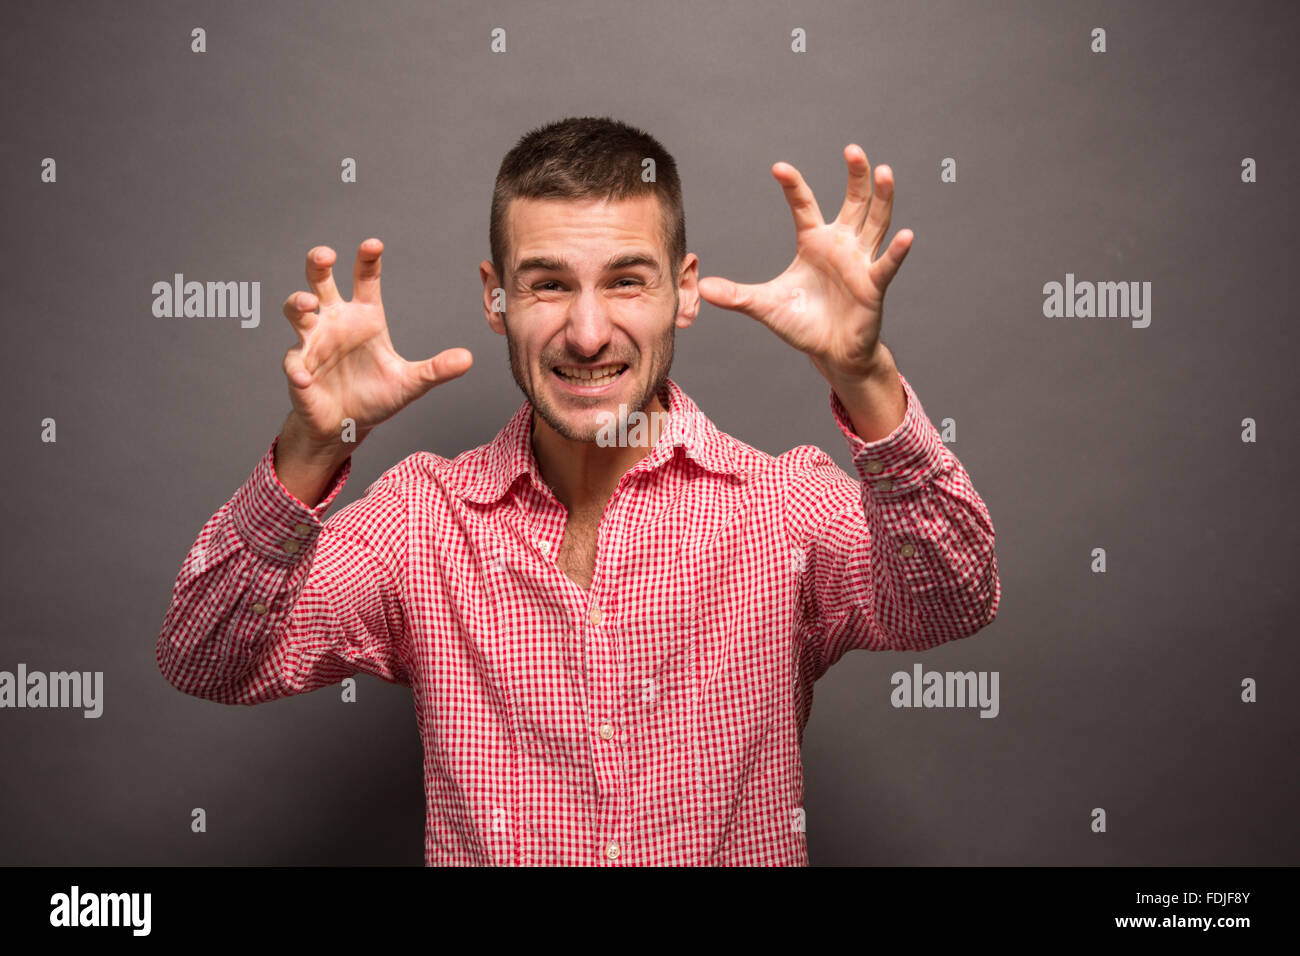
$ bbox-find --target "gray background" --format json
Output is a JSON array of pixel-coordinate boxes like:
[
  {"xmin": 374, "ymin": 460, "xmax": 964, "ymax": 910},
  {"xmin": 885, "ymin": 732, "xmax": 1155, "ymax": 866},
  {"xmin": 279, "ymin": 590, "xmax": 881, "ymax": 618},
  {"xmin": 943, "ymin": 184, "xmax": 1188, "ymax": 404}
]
[{"xmin": 1, "ymin": 0, "xmax": 1296, "ymax": 865}]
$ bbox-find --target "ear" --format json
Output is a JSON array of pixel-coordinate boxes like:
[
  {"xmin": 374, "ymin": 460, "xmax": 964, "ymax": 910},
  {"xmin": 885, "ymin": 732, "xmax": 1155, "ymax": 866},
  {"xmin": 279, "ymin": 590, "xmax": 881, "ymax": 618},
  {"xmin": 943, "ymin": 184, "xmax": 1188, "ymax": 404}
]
[
  {"xmin": 480, "ymin": 260, "xmax": 507, "ymax": 335},
  {"xmin": 675, "ymin": 252, "xmax": 700, "ymax": 329}
]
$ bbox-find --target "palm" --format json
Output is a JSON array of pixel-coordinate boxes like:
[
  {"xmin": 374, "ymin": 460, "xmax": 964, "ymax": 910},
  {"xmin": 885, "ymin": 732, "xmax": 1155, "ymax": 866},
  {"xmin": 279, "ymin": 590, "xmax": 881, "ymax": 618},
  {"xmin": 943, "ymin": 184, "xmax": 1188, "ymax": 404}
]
[
  {"xmin": 756, "ymin": 227, "xmax": 887, "ymax": 374},
  {"xmin": 293, "ymin": 301, "xmax": 407, "ymax": 427},
  {"xmin": 698, "ymin": 145, "xmax": 912, "ymax": 382}
]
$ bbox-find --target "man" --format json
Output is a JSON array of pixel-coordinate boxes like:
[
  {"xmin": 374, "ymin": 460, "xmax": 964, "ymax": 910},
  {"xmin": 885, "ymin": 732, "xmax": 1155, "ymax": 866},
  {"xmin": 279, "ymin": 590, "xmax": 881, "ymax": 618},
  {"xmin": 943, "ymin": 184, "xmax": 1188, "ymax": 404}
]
[{"xmin": 156, "ymin": 116, "xmax": 1000, "ymax": 866}]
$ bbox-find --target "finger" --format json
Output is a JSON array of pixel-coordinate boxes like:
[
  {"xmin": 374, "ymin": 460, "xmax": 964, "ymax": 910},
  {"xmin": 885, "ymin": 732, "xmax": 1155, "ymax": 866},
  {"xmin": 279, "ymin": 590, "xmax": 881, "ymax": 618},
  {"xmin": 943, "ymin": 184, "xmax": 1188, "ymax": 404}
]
[
  {"xmin": 833, "ymin": 144, "xmax": 873, "ymax": 230},
  {"xmin": 405, "ymin": 348, "xmax": 474, "ymax": 397},
  {"xmin": 772, "ymin": 162, "xmax": 825, "ymax": 234},
  {"xmin": 353, "ymin": 237, "xmax": 383, "ymax": 303},
  {"xmin": 859, "ymin": 165, "xmax": 895, "ymax": 258},
  {"xmin": 282, "ymin": 291, "xmax": 319, "ymax": 339},
  {"xmin": 697, "ymin": 275, "xmax": 769, "ymax": 320},
  {"xmin": 305, "ymin": 246, "xmax": 343, "ymax": 307},
  {"xmin": 283, "ymin": 344, "xmax": 313, "ymax": 389},
  {"xmin": 868, "ymin": 229, "xmax": 913, "ymax": 292}
]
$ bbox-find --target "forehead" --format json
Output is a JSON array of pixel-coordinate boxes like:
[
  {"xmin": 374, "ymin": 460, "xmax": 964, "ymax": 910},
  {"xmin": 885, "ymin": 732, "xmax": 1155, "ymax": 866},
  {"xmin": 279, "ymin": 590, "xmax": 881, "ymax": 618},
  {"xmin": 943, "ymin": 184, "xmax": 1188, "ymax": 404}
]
[{"xmin": 506, "ymin": 194, "xmax": 665, "ymax": 263}]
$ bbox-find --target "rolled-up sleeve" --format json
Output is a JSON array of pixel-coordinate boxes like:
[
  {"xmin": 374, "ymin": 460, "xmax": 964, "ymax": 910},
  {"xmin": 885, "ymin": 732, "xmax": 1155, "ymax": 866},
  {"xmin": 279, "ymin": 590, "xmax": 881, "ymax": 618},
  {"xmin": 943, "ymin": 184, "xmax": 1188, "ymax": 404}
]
[
  {"xmin": 784, "ymin": 371, "xmax": 1000, "ymax": 677},
  {"xmin": 155, "ymin": 435, "xmax": 410, "ymax": 704}
]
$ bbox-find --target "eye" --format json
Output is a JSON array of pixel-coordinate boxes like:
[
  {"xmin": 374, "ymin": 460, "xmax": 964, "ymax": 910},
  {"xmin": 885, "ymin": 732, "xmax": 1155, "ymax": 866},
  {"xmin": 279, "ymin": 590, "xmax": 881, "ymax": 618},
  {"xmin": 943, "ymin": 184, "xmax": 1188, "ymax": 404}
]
[
  {"xmin": 534, "ymin": 280, "xmax": 564, "ymax": 291},
  {"xmin": 613, "ymin": 277, "xmax": 642, "ymax": 287}
]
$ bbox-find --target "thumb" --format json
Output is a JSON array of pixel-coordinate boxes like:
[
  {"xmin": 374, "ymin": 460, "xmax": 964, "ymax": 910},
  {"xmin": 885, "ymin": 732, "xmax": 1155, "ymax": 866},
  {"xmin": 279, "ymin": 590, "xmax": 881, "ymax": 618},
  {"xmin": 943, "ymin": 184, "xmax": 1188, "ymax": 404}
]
[
  {"xmin": 406, "ymin": 347, "xmax": 474, "ymax": 398},
  {"xmin": 698, "ymin": 276, "xmax": 766, "ymax": 319}
]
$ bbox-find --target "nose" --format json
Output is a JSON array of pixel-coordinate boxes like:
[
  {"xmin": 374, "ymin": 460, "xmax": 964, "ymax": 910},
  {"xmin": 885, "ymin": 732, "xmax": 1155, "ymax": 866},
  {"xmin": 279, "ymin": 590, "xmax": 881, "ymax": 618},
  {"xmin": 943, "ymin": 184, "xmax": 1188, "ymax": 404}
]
[{"xmin": 563, "ymin": 288, "xmax": 615, "ymax": 358}]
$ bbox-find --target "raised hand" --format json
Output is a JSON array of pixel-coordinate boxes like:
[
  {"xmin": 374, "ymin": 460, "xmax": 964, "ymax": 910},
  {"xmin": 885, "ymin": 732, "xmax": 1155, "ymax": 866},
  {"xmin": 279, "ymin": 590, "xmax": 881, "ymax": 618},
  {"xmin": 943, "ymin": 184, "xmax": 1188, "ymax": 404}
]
[
  {"xmin": 281, "ymin": 238, "xmax": 473, "ymax": 449},
  {"xmin": 697, "ymin": 145, "xmax": 912, "ymax": 386}
]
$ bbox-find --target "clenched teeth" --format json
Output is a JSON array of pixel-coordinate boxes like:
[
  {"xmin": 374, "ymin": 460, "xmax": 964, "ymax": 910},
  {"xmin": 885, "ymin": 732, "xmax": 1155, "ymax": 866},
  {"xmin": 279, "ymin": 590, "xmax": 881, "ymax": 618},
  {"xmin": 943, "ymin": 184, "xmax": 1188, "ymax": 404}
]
[{"xmin": 555, "ymin": 364, "xmax": 627, "ymax": 385}]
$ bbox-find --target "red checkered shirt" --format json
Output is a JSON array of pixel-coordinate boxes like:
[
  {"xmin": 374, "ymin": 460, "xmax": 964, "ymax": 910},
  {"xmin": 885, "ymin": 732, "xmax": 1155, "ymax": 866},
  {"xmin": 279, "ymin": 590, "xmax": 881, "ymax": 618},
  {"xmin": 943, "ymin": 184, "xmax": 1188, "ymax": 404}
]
[{"xmin": 156, "ymin": 372, "xmax": 1000, "ymax": 865}]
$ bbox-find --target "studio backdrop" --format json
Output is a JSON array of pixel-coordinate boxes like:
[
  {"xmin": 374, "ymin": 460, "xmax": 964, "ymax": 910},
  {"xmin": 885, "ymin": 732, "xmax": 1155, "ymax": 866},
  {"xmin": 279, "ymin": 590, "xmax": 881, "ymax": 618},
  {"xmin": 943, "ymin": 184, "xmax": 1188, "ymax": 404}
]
[{"xmin": 1, "ymin": 0, "xmax": 1295, "ymax": 865}]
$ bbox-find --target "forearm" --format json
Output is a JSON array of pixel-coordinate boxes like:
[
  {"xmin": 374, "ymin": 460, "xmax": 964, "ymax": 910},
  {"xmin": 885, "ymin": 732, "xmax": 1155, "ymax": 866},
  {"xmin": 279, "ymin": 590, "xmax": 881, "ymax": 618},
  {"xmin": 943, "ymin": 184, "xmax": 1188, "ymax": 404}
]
[
  {"xmin": 156, "ymin": 447, "xmax": 325, "ymax": 702},
  {"xmin": 274, "ymin": 411, "xmax": 363, "ymax": 508},
  {"xmin": 825, "ymin": 343, "xmax": 907, "ymax": 443},
  {"xmin": 791, "ymin": 370, "xmax": 1000, "ymax": 667},
  {"xmin": 156, "ymin": 436, "xmax": 406, "ymax": 703}
]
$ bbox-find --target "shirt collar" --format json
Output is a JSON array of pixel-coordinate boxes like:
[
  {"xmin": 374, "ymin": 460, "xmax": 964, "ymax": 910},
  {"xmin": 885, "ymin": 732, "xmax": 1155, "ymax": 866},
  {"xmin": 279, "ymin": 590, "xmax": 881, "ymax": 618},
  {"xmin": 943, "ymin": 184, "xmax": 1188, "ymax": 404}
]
[{"xmin": 444, "ymin": 377, "xmax": 747, "ymax": 504}]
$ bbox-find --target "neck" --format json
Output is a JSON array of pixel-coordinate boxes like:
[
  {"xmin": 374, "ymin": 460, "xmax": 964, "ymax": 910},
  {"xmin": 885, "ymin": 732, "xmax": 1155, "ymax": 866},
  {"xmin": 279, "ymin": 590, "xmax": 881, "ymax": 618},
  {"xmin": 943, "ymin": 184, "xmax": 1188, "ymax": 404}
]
[{"xmin": 531, "ymin": 392, "xmax": 670, "ymax": 514}]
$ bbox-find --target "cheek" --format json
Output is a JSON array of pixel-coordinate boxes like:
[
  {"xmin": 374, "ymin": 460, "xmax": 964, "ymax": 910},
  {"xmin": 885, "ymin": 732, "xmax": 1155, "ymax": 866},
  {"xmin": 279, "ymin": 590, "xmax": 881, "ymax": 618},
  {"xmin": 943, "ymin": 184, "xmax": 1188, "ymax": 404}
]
[
  {"xmin": 614, "ymin": 295, "xmax": 674, "ymax": 332},
  {"xmin": 506, "ymin": 316, "xmax": 550, "ymax": 359}
]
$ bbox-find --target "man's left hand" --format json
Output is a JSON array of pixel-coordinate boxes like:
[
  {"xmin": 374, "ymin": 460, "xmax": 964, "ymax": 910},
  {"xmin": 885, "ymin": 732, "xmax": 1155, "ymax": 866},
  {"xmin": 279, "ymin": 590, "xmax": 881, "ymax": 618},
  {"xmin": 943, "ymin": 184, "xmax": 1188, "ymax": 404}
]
[{"xmin": 698, "ymin": 144, "xmax": 912, "ymax": 389}]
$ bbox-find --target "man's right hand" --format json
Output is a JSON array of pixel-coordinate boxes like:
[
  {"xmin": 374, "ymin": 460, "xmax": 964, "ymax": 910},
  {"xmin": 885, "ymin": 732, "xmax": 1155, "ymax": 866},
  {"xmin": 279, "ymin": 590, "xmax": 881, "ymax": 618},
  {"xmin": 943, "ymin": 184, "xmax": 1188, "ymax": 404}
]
[{"xmin": 275, "ymin": 238, "xmax": 473, "ymax": 505}]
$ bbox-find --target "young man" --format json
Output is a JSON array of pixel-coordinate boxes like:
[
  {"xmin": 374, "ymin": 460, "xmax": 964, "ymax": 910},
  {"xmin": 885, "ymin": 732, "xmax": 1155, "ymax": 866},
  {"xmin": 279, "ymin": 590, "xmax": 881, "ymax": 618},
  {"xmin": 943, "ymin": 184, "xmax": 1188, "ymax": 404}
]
[{"xmin": 156, "ymin": 116, "xmax": 1000, "ymax": 866}]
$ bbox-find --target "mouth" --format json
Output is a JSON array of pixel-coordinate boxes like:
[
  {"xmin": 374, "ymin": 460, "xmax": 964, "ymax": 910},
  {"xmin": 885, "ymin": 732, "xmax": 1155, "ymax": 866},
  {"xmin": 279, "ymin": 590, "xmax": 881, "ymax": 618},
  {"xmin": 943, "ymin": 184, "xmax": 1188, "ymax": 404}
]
[{"xmin": 551, "ymin": 362, "xmax": 629, "ymax": 393}]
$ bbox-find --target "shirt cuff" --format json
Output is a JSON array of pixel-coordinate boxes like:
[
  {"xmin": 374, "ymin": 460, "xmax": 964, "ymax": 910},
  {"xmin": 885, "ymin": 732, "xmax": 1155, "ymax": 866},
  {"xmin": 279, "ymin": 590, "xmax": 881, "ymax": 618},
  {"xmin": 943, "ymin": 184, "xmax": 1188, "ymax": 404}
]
[
  {"xmin": 228, "ymin": 434, "xmax": 353, "ymax": 563},
  {"xmin": 828, "ymin": 371, "xmax": 947, "ymax": 498}
]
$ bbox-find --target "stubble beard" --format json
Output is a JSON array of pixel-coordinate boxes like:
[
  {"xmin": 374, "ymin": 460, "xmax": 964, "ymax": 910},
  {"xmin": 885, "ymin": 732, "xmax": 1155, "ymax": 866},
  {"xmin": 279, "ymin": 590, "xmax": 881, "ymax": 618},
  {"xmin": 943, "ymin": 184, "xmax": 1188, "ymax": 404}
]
[{"xmin": 504, "ymin": 303, "xmax": 676, "ymax": 444}]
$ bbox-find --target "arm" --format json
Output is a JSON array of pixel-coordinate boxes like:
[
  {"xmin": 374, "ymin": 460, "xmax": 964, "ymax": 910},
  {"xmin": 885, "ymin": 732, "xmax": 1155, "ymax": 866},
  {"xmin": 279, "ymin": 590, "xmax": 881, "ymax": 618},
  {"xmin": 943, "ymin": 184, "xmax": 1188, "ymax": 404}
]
[
  {"xmin": 155, "ymin": 435, "xmax": 410, "ymax": 704},
  {"xmin": 697, "ymin": 145, "xmax": 998, "ymax": 668},
  {"xmin": 156, "ymin": 238, "xmax": 473, "ymax": 704},
  {"xmin": 784, "ymin": 369, "xmax": 1000, "ymax": 677}
]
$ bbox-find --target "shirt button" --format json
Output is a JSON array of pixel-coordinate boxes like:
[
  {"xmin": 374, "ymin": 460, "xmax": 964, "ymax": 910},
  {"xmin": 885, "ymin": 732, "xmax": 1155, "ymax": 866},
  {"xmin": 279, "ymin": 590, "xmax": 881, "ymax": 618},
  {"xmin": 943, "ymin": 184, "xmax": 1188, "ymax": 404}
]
[
  {"xmin": 293, "ymin": 522, "xmax": 311, "ymax": 535},
  {"xmin": 598, "ymin": 723, "xmax": 614, "ymax": 741},
  {"xmin": 877, "ymin": 478, "xmax": 894, "ymax": 492},
  {"xmin": 604, "ymin": 842, "xmax": 621, "ymax": 861},
  {"xmin": 281, "ymin": 539, "xmax": 300, "ymax": 555},
  {"xmin": 864, "ymin": 459, "xmax": 885, "ymax": 474},
  {"xmin": 537, "ymin": 539, "xmax": 551, "ymax": 555},
  {"xmin": 252, "ymin": 602, "xmax": 268, "ymax": 615},
  {"xmin": 899, "ymin": 543, "xmax": 916, "ymax": 557},
  {"xmin": 589, "ymin": 605, "xmax": 603, "ymax": 625}
]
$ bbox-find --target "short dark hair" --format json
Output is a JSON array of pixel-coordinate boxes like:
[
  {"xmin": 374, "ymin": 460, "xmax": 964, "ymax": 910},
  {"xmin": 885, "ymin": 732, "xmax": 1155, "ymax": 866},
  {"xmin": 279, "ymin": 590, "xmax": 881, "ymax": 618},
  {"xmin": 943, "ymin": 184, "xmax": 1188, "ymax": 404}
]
[{"xmin": 489, "ymin": 116, "xmax": 686, "ymax": 284}]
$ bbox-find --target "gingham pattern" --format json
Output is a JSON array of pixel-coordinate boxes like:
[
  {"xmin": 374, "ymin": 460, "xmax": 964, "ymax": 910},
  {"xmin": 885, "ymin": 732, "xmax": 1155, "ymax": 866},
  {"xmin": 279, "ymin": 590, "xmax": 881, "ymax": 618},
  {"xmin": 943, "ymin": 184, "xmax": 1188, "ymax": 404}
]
[{"xmin": 157, "ymin": 372, "xmax": 1000, "ymax": 865}]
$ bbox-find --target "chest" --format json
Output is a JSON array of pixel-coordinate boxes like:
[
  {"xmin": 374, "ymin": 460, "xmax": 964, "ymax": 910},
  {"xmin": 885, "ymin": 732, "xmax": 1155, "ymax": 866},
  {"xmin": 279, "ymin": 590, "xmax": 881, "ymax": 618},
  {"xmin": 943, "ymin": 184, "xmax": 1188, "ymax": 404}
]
[
  {"xmin": 416, "ymin": 487, "xmax": 803, "ymax": 865},
  {"xmin": 556, "ymin": 509, "xmax": 603, "ymax": 591}
]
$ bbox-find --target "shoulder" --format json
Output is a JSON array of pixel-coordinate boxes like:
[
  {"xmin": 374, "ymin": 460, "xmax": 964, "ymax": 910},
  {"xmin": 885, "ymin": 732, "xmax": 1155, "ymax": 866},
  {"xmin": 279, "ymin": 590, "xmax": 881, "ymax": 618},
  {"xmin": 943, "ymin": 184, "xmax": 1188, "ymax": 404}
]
[
  {"xmin": 365, "ymin": 443, "xmax": 494, "ymax": 502},
  {"xmin": 702, "ymin": 420, "xmax": 845, "ymax": 487}
]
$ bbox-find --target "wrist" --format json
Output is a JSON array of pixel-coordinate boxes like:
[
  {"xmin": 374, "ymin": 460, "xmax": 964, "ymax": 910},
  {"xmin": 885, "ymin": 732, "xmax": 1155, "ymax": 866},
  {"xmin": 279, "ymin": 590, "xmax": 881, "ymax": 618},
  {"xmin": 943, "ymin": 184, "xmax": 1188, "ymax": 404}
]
[
  {"xmin": 825, "ymin": 347, "xmax": 906, "ymax": 443},
  {"xmin": 279, "ymin": 412, "xmax": 363, "ymax": 469},
  {"xmin": 823, "ymin": 342, "xmax": 896, "ymax": 395}
]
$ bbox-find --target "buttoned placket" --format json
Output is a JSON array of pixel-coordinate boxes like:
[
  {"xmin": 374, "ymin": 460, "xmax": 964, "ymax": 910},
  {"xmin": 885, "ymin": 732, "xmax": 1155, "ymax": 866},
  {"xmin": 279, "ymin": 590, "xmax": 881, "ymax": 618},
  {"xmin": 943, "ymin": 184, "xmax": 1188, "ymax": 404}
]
[{"xmin": 527, "ymin": 466, "xmax": 641, "ymax": 865}]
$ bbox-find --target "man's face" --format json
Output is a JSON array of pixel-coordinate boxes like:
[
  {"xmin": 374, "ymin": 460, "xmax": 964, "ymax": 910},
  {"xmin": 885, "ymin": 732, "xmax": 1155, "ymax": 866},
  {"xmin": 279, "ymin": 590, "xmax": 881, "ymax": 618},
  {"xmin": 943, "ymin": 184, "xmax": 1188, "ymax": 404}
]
[{"xmin": 481, "ymin": 194, "xmax": 698, "ymax": 443}]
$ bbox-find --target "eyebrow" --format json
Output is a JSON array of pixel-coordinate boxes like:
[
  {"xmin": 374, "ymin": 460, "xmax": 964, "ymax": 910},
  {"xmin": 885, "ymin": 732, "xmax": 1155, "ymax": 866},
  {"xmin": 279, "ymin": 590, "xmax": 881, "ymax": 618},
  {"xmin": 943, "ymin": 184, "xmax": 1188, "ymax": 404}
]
[{"xmin": 514, "ymin": 252, "xmax": 661, "ymax": 275}]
